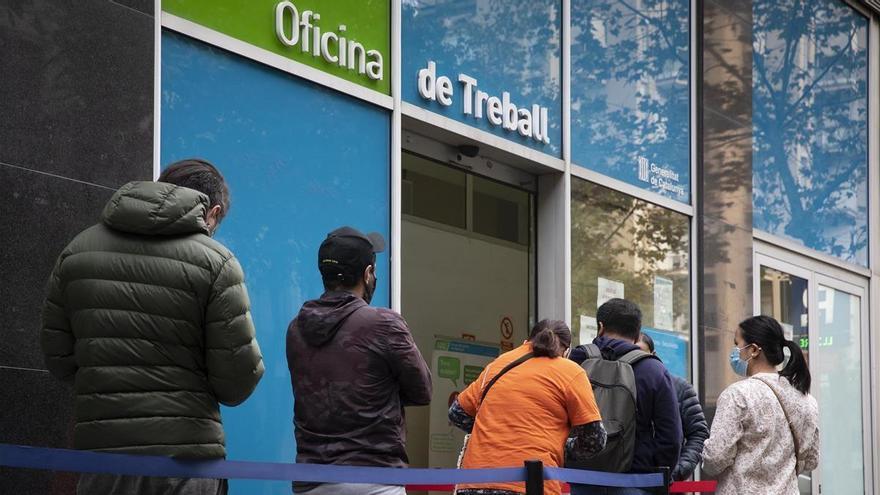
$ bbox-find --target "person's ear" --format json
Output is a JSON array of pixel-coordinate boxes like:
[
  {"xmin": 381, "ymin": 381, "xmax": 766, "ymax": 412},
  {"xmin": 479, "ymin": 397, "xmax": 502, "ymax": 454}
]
[
  {"xmin": 597, "ymin": 322, "xmax": 605, "ymax": 337},
  {"xmin": 363, "ymin": 264, "xmax": 374, "ymax": 284},
  {"xmin": 205, "ymin": 205, "xmax": 223, "ymax": 234}
]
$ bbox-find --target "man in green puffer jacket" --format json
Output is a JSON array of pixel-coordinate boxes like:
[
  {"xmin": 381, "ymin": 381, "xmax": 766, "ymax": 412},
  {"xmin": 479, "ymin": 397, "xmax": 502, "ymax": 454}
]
[{"xmin": 40, "ymin": 159, "xmax": 264, "ymax": 495}]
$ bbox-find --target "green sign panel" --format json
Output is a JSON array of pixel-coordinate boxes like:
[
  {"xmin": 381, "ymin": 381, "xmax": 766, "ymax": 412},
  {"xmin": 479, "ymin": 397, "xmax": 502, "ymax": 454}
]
[{"xmin": 163, "ymin": 0, "xmax": 390, "ymax": 94}]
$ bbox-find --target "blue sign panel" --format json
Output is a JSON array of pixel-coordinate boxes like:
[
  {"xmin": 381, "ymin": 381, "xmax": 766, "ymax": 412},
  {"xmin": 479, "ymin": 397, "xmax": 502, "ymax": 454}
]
[
  {"xmin": 570, "ymin": 0, "xmax": 690, "ymax": 203},
  {"xmin": 643, "ymin": 327, "xmax": 688, "ymax": 380},
  {"xmin": 402, "ymin": 0, "xmax": 562, "ymax": 157},
  {"xmin": 162, "ymin": 32, "xmax": 390, "ymax": 494}
]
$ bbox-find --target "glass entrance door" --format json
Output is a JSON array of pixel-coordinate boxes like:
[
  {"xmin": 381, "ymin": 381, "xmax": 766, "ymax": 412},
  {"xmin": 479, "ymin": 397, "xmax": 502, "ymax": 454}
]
[
  {"xmin": 400, "ymin": 144, "xmax": 536, "ymax": 482},
  {"xmin": 755, "ymin": 259, "xmax": 813, "ymax": 493},
  {"xmin": 754, "ymin": 249, "xmax": 871, "ymax": 494},
  {"xmin": 814, "ymin": 277, "xmax": 866, "ymax": 494}
]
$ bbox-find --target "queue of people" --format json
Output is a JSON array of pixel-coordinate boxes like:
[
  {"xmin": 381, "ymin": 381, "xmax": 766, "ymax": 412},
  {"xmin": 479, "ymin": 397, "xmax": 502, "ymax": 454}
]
[{"xmin": 38, "ymin": 160, "xmax": 820, "ymax": 495}]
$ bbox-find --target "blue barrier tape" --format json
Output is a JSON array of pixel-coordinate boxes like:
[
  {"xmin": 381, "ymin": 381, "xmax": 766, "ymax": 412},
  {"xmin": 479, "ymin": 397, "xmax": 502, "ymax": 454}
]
[
  {"xmin": 545, "ymin": 467, "xmax": 664, "ymax": 488},
  {"xmin": 0, "ymin": 444, "xmax": 664, "ymax": 488}
]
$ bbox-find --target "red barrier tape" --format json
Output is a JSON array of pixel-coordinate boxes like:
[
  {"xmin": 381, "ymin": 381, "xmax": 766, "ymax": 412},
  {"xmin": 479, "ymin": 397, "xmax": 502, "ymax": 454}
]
[
  {"xmin": 404, "ymin": 480, "xmax": 717, "ymax": 492},
  {"xmin": 669, "ymin": 480, "xmax": 718, "ymax": 493}
]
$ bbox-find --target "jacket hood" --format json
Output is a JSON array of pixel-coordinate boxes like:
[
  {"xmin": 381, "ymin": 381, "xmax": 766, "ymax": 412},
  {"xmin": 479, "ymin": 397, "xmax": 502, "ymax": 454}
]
[
  {"xmin": 593, "ymin": 335, "xmax": 641, "ymax": 359},
  {"xmin": 294, "ymin": 291, "xmax": 366, "ymax": 346},
  {"xmin": 102, "ymin": 181, "xmax": 210, "ymax": 236},
  {"xmin": 752, "ymin": 373, "xmax": 820, "ymax": 472}
]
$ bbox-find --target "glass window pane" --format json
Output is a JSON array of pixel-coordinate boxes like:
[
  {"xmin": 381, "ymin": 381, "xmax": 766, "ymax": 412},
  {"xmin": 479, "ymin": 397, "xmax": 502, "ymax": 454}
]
[
  {"xmin": 752, "ymin": 0, "xmax": 869, "ymax": 266},
  {"xmin": 571, "ymin": 0, "xmax": 690, "ymax": 203},
  {"xmin": 816, "ymin": 285, "xmax": 864, "ymax": 493},
  {"xmin": 402, "ymin": 0, "xmax": 562, "ymax": 157},
  {"xmin": 402, "ymin": 152, "xmax": 467, "ymax": 229},
  {"xmin": 473, "ymin": 176, "xmax": 530, "ymax": 245},
  {"xmin": 759, "ymin": 267, "xmax": 809, "ymax": 363},
  {"xmin": 571, "ymin": 178, "xmax": 690, "ymax": 379}
]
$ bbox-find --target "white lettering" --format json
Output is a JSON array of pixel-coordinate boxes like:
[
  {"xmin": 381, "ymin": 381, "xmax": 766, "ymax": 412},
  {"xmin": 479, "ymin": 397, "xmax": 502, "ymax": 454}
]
[
  {"xmin": 502, "ymin": 92, "xmax": 518, "ymax": 131},
  {"xmin": 475, "ymin": 90, "xmax": 489, "ymax": 119},
  {"xmin": 321, "ymin": 32, "xmax": 338, "ymax": 64},
  {"xmin": 338, "ymin": 25, "xmax": 347, "ymax": 67},
  {"xmin": 517, "ymin": 108, "xmax": 532, "ymax": 137},
  {"xmin": 436, "ymin": 76, "xmax": 453, "ymax": 106},
  {"xmin": 487, "ymin": 96, "xmax": 503, "ymax": 125},
  {"xmin": 275, "ymin": 1, "xmax": 299, "ymax": 46},
  {"xmin": 348, "ymin": 41, "xmax": 366, "ymax": 74},
  {"xmin": 413, "ymin": 60, "xmax": 551, "ymax": 145},
  {"xmin": 311, "ymin": 14, "xmax": 321, "ymax": 57},
  {"xmin": 458, "ymin": 74, "xmax": 477, "ymax": 115},
  {"xmin": 650, "ymin": 163, "xmax": 680, "ymax": 182},
  {"xmin": 418, "ymin": 61, "xmax": 437, "ymax": 100},
  {"xmin": 540, "ymin": 106, "xmax": 550, "ymax": 144},
  {"xmin": 532, "ymin": 104, "xmax": 544, "ymax": 142},
  {"xmin": 365, "ymin": 50, "xmax": 383, "ymax": 80},
  {"xmin": 300, "ymin": 11, "xmax": 313, "ymax": 53},
  {"xmin": 273, "ymin": 3, "xmax": 383, "ymax": 81}
]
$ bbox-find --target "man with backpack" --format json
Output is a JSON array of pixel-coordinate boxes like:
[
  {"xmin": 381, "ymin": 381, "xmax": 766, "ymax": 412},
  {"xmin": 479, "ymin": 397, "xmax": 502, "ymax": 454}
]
[{"xmin": 567, "ymin": 298, "xmax": 682, "ymax": 494}]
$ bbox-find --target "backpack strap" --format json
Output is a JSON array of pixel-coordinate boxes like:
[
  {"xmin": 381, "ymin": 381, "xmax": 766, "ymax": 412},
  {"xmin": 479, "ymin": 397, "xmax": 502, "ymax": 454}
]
[
  {"xmin": 582, "ymin": 344, "xmax": 602, "ymax": 360},
  {"xmin": 617, "ymin": 349, "xmax": 656, "ymax": 366}
]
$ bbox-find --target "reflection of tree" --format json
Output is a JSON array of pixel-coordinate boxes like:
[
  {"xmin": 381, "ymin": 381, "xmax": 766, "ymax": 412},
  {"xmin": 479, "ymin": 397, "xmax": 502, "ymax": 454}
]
[
  {"xmin": 571, "ymin": 0, "xmax": 689, "ymax": 199},
  {"xmin": 752, "ymin": 0, "xmax": 868, "ymax": 264},
  {"xmin": 402, "ymin": 0, "xmax": 561, "ymax": 153},
  {"xmin": 571, "ymin": 180, "xmax": 689, "ymax": 333}
]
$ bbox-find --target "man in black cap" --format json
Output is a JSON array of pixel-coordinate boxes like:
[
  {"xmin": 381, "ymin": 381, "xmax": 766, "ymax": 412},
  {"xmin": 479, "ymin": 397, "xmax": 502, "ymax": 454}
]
[{"xmin": 286, "ymin": 227, "xmax": 433, "ymax": 495}]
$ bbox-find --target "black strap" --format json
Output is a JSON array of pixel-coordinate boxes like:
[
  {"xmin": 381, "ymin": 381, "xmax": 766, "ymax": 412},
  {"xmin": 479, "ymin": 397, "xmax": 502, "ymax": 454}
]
[{"xmin": 479, "ymin": 352, "xmax": 534, "ymax": 404}]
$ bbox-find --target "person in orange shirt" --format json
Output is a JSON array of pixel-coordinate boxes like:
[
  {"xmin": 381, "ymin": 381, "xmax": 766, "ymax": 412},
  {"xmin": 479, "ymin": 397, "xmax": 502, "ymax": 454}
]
[{"xmin": 448, "ymin": 319, "xmax": 606, "ymax": 495}]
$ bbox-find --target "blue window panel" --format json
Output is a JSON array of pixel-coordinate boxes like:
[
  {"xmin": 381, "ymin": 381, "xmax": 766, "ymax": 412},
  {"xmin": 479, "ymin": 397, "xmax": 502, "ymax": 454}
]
[
  {"xmin": 402, "ymin": 0, "xmax": 562, "ymax": 157},
  {"xmin": 162, "ymin": 31, "xmax": 390, "ymax": 494},
  {"xmin": 570, "ymin": 0, "xmax": 690, "ymax": 203},
  {"xmin": 752, "ymin": 0, "xmax": 868, "ymax": 266}
]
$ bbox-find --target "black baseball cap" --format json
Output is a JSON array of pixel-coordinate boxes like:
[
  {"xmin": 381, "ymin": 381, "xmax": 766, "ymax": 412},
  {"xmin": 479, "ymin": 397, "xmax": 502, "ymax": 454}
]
[{"xmin": 318, "ymin": 226, "xmax": 385, "ymax": 285}]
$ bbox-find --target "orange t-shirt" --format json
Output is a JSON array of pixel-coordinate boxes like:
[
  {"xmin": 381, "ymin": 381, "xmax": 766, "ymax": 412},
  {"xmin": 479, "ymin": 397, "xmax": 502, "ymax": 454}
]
[{"xmin": 456, "ymin": 342, "xmax": 601, "ymax": 495}]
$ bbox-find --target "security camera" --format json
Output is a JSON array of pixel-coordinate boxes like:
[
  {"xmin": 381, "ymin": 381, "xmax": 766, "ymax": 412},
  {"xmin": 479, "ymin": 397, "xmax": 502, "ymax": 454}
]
[{"xmin": 457, "ymin": 144, "xmax": 480, "ymax": 158}]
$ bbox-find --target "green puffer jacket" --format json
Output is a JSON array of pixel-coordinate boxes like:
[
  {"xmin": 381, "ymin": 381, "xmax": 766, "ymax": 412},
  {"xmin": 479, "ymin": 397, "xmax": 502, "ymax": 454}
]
[{"xmin": 40, "ymin": 181, "xmax": 264, "ymax": 458}]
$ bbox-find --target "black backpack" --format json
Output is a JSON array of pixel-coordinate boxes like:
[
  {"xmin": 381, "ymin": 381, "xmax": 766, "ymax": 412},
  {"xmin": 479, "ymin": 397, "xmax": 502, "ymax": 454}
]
[{"xmin": 566, "ymin": 344, "xmax": 656, "ymax": 473}]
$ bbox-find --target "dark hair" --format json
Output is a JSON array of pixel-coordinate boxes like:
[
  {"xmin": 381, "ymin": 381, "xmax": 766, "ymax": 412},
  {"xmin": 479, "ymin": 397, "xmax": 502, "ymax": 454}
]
[
  {"xmin": 596, "ymin": 298, "xmax": 642, "ymax": 340},
  {"xmin": 158, "ymin": 159, "xmax": 230, "ymax": 221},
  {"xmin": 739, "ymin": 315, "xmax": 811, "ymax": 394},
  {"xmin": 638, "ymin": 332, "xmax": 655, "ymax": 353},
  {"xmin": 528, "ymin": 319, "xmax": 572, "ymax": 358},
  {"xmin": 321, "ymin": 253, "xmax": 375, "ymax": 291}
]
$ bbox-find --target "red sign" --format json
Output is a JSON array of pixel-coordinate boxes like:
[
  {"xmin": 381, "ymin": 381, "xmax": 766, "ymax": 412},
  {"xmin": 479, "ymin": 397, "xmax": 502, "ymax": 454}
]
[{"xmin": 500, "ymin": 317, "xmax": 514, "ymax": 340}]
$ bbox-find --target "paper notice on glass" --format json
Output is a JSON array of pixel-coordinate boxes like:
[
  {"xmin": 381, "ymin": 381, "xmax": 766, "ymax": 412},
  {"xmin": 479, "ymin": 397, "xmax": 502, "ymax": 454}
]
[
  {"xmin": 597, "ymin": 277, "xmax": 625, "ymax": 307},
  {"xmin": 428, "ymin": 338, "xmax": 499, "ymax": 468},
  {"xmin": 579, "ymin": 315, "xmax": 598, "ymax": 345},
  {"xmin": 653, "ymin": 276, "xmax": 674, "ymax": 330},
  {"xmin": 781, "ymin": 322, "xmax": 794, "ymax": 342}
]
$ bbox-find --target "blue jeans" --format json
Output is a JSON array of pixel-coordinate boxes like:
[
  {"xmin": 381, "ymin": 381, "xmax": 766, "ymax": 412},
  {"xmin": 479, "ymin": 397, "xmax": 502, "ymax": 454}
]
[{"xmin": 570, "ymin": 486, "xmax": 653, "ymax": 495}]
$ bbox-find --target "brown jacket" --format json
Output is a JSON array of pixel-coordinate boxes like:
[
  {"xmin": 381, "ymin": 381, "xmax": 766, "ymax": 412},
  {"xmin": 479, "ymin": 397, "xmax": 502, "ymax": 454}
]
[{"xmin": 286, "ymin": 291, "xmax": 432, "ymax": 471}]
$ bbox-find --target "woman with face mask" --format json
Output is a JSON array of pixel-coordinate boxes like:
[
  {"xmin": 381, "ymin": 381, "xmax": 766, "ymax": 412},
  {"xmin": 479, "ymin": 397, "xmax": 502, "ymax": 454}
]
[{"xmin": 702, "ymin": 315, "xmax": 819, "ymax": 494}]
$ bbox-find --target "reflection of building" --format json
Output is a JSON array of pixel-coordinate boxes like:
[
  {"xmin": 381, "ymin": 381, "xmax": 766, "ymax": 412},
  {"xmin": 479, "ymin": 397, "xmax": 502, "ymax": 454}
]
[{"xmin": 2, "ymin": 0, "xmax": 879, "ymax": 494}]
